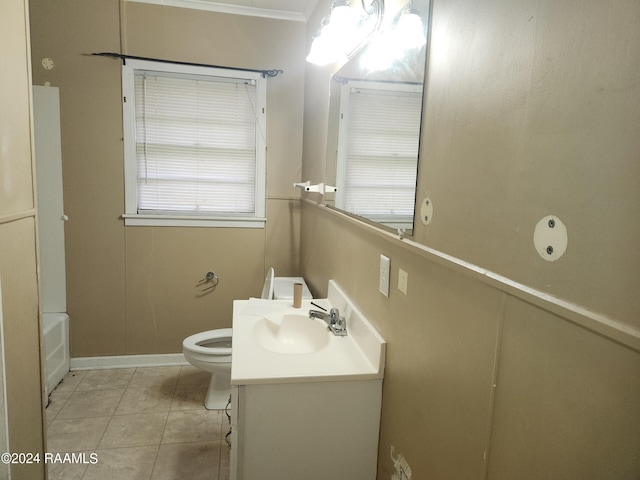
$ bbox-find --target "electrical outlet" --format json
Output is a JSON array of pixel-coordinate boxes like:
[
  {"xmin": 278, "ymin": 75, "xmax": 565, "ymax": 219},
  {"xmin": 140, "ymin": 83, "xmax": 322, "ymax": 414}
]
[
  {"xmin": 398, "ymin": 269, "xmax": 408, "ymax": 295},
  {"xmin": 379, "ymin": 255, "xmax": 390, "ymax": 297}
]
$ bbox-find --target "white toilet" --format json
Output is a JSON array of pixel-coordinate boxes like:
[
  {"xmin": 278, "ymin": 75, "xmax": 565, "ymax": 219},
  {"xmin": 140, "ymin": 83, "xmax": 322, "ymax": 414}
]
[{"xmin": 182, "ymin": 268, "xmax": 312, "ymax": 409}]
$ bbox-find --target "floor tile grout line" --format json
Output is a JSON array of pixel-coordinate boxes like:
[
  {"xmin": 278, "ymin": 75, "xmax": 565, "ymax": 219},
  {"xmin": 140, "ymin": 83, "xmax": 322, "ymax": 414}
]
[
  {"xmin": 47, "ymin": 367, "xmax": 228, "ymax": 480},
  {"xmin": 46, "ymin": 391, "xmax": 72, "ymax": 425},
  {"xmin": 147, "ymin": 444, "xmax": 160, "ymax": 480},
  {"xmin": 90, "ymin": 438, "xmax": 221, "ymax": 449},
  {"xmin": 98, "ymin": 386, "xmax": 173, "ymax": 452},
  {"xmin": 76, "ymin": 368, "xmax": 133, "ymax": 463},
  {"xmin": 125, "ymin": 366, "xmax": 137, "ymax": 389},
  {"xmin": 90, "ymin": 411, "xmax": 115, "ymax": 455},
  {"xmin": 149, "ymin": 402, "xmax": 174, "ymax": 480},
  {"xmin": 108, "ymin": 367, "xmax": 135, "ymax": 421}
]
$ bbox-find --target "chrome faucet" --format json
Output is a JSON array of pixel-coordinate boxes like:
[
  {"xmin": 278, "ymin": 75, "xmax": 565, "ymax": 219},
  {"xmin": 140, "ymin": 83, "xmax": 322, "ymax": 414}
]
[{"xmin": 309, "ymin": 307, "xmax": 348, "ymax": 336}]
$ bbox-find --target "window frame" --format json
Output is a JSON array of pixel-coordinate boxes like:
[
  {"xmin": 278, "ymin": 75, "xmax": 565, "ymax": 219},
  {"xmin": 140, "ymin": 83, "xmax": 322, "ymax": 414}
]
[
  {"xmin": 335, "ymin": 80, "xmax": 422, "ymax": 231},
  {"xmin": 121, "ymin": 59, "xmax": 267, "ymax": 228}
]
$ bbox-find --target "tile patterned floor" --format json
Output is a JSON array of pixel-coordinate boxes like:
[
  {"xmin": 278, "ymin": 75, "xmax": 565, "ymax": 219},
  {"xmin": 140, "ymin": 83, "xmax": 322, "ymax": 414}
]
[{"xmin": 46, "ymin": 366, "xmax": 230, "ymax": 480}]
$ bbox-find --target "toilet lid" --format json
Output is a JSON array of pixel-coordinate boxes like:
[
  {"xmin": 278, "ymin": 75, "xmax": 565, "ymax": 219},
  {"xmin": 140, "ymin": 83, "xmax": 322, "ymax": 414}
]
[
  {"xmin": 260, "ymin": 267, "xmax": 275, "ymax": 299},
  {"xmin": 183, "ymin": 328, "xmax": 232, "ymax": 355}
]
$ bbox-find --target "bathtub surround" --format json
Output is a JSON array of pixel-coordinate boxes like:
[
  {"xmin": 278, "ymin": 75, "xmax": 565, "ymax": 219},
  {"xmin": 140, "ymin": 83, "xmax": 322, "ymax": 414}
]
[
  {"xmin": 42, "ymin": 313, "xmax": 70, "ymax": 395},
  {"xmin": 33, "ymin": 86, "xmax": 71, "ymax": 399}
]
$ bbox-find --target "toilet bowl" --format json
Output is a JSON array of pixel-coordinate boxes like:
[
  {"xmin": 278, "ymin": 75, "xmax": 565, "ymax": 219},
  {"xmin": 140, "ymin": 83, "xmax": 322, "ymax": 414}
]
[
  {"xmin": 183, "ymin": 329, "xmax": 232, "ymax": 410},
  {"xmin": 182, "ymin": 268, "xmax": 312, "ymax": 409}
]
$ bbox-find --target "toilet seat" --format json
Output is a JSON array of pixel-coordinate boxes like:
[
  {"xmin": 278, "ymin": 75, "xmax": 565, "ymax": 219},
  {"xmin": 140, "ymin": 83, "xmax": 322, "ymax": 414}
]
[{"xmin": 183, "ymin": 328, "xmax": 232, "ymax": 357}]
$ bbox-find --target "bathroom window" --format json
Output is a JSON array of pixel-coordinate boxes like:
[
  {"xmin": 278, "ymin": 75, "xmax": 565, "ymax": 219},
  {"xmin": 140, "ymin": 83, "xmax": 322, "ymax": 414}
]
[{"xmin": 121, "ymin": 59, "xmax": 266, "ymax": 227}]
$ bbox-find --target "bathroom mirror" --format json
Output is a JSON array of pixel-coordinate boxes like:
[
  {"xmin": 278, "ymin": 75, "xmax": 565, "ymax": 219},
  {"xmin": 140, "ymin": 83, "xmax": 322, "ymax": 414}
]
[{"xmin": 324, "ymin": 0, "xmax": 429, "ymax": 235}]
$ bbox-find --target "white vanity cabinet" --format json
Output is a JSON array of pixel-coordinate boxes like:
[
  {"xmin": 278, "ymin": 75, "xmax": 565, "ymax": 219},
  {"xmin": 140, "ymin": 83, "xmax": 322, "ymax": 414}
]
[
  {"xmin": 230, "ymin": 281, "xmax": 386, "ymax": 480},
  {"xmin": 230, "ymin": 380, "xmax": 382, "ymax": 480}
]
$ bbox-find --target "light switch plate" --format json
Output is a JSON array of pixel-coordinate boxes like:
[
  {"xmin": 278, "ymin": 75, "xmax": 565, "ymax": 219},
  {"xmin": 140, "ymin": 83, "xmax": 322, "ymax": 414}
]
[{"xmin": 379, "ymin": 255, "xmax": 390, "ymax": 297}]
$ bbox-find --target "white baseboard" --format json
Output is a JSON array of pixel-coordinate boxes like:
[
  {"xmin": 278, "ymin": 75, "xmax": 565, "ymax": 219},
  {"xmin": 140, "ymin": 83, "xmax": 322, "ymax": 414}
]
[{"xmin": 70, "ymin": 353, "xmax": 188, "ymax": 370}]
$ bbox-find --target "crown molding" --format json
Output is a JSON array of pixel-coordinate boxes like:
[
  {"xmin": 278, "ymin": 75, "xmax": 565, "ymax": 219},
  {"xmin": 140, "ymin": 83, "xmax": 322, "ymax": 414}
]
[{"xmin": 126, "ymin": 0, "xmax": 312, "ymax": 22}]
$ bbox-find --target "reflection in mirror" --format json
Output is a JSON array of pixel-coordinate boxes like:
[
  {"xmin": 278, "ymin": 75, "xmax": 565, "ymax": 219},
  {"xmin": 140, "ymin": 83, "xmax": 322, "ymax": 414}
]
[
  {"xmin": 324, "ymin": 0, "xmax": 429, "ymax": 235},
  {"xmin": 334, "ymin": 80, "xmax": 422, "ymax": 232}
]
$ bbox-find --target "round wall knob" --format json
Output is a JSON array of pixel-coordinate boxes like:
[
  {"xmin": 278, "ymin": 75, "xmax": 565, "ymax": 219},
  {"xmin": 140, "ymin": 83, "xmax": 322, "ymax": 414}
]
[{"xmin": 534, "ymin": 215, "xmax": 567, "ymax": 261}]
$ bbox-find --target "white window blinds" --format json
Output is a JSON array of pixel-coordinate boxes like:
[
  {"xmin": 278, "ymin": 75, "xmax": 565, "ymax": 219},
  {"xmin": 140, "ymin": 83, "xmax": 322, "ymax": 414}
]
[
  {"xmin": 134, "ymin": 72, "xmax": 258, "ymax": 216},
  {"xmin": 122, "ymin": 59, "xmax": 266, "ymax": 227},
  {"xmin": 337, "ymin": 82, "xmax": 422, "ymax": 226}
]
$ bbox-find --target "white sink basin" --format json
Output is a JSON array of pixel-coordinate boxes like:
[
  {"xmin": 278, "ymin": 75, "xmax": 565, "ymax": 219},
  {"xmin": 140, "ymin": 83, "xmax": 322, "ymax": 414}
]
[
  {"xmin": 232, "ymin": 281, "xmax": 386, "ymax": 385},
  {"xmin": 253, "ymin": 314, "xmax": 329, "ymax": 354}
]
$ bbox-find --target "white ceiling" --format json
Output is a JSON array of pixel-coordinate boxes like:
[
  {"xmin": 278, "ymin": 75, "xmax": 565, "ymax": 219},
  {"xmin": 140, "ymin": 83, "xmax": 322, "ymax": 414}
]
[{"xmin": 127, "ymin": 0, "xmax": 321, "ymax": 22}]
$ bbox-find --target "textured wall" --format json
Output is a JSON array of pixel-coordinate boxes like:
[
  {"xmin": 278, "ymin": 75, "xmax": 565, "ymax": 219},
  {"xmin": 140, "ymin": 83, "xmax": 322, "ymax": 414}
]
[
  {"xmin": 416, "ymin": 0, "xmax": 640, "ymax": 326},
  {"xmin": 301, "ymin": 0, "xmax": 640, "ymax": 478},
  {"xmin": 29, "ymin": 0, "xmax": 307, "ymax": 356},
  {"xmin": 0, "ymin": 0, "xmax": 46, "ymax": 477}
]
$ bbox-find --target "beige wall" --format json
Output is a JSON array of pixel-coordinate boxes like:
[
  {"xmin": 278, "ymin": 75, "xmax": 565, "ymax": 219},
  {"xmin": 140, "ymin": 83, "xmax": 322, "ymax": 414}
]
[
  {"xmin": 301, "ymin": 205, "xmax": 640, "ymax": 479},
  {"xmin": 302, "ymin": 0, "xmax": 640, "ymax": 478},
  {"xmin": 416, "ymin": 0, "xmax": 640, "ymax": 325},
  {"xmin": 29, "ymin": 0, "xmax": 306, "ymax": 356},
  {"xmin": 21, "ymin": 0, "xmax": 640, "ymax": 478},
  {"xmin": 0, "ymin": 0, "xmax": 46, "ymax": 477}
]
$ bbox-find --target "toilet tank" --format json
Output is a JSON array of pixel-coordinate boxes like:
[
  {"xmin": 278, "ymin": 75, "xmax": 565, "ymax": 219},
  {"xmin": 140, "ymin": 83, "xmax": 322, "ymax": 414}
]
[{"xmin": 273, "ymin": 277, "xmax": 313, "ymax": 300}]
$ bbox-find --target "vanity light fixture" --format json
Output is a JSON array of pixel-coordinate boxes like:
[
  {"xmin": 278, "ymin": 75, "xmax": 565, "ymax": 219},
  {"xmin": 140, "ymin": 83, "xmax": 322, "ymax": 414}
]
[
  {"xmin": 306, "ymin": 16, "xmax": 344, "ymax": 65},
  {"xmin": 360, "ymin": 1, "xmax": 427, "ymax": 72},
  {"xmin": 394, "ymin": 3, "xmax": 427, "ymax": 50},
  {"xmin": 306, "ymin": 0, "xmax": 385, "ymax": 66}
]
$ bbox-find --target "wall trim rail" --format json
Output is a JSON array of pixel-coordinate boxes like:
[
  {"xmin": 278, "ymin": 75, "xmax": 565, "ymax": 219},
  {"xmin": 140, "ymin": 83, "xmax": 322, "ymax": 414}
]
[
  {"xmin": 0, "ymin": 210, "xmax": 36, "ymax": 226},
  {"xmin": 303, "ymin": 199, "xmax": 640, "ymax": 352}
]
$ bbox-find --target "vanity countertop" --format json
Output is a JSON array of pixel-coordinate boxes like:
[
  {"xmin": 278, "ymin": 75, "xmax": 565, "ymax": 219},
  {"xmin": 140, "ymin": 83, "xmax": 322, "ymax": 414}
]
[{"xmin": 231, "ymin": 282, "xmax": 386, "ymax": 385}]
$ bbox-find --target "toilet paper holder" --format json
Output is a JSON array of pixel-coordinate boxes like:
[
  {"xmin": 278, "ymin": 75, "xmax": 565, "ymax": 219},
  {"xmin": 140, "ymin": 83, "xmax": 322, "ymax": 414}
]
[{"xmin": 197, "ymin": 271, "xmax": 219, "ymax": 292}]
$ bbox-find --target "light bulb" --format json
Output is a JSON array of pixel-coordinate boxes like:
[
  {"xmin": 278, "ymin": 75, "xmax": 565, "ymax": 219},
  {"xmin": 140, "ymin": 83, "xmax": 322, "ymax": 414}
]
[
  {"xmin": 329, "ymin": 3, "xmax": 358, "ymax": 31},
  {"xmin": 329, "ymin": 2, "xmax": 360, "ymax": 54},
  {"xmin": 360, "ymin": 32, "xmax": 396, "ymax": 72},
  {"xmin": 306, "ymin": 33, "xmax": 336, "ymax": 65},
  {"xmin": 396, "ymin": 11, "xmax": 426, "ymax": 49}
]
